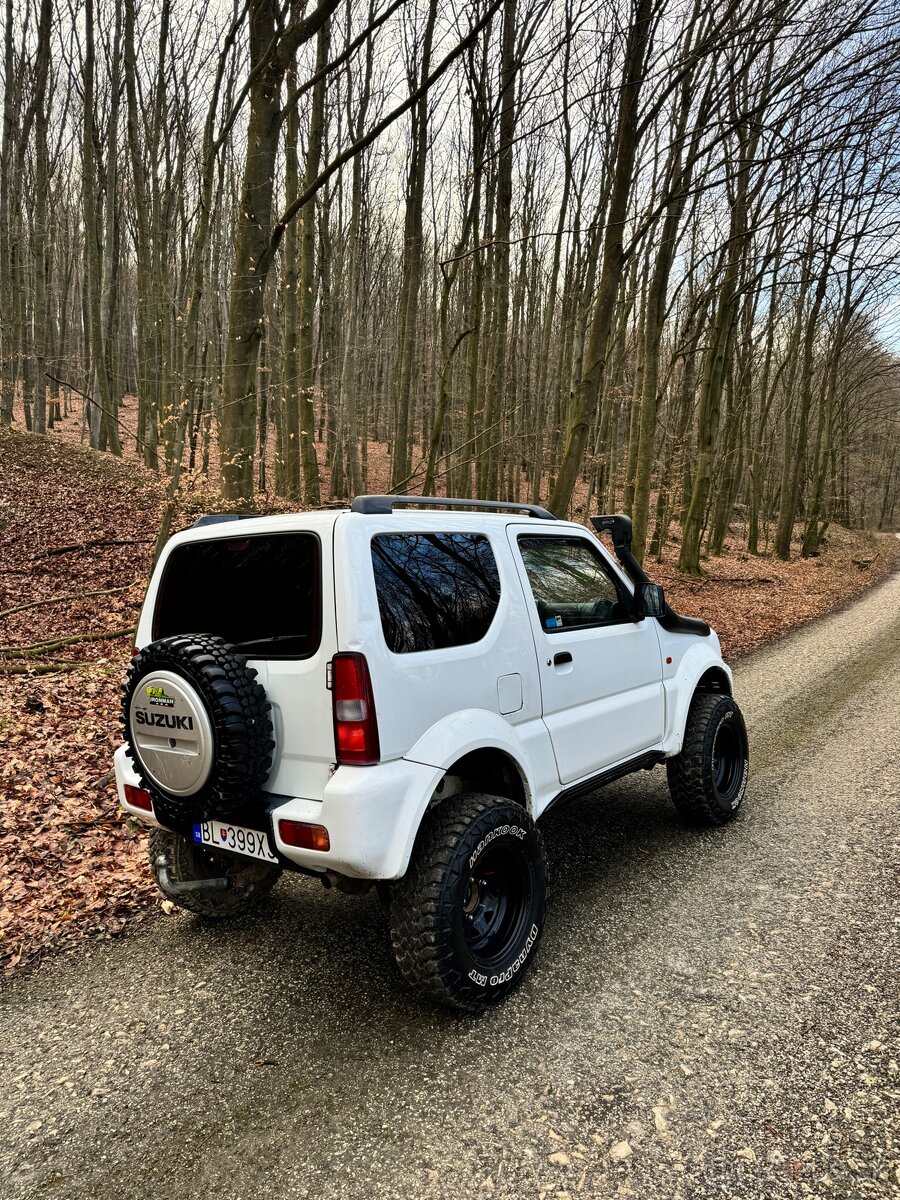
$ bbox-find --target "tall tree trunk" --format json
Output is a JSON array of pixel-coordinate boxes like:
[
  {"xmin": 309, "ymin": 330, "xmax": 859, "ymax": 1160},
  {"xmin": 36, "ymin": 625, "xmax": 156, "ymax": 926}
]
[
  {"xmin": 280, "ymin": 64, "xmax": 303, "ymax": 502},
  {"xmin": 29, "ymin": 0, "xmax": 53, "ymax": 436},
  {"xmin": 98, "ymin": 1, "xmax": 123, "ymax": 456},
  {"xmin": 81, "ymin": 0, "xmax": 118, "ymax": 455},
  {"xmin": 336, "ymin": 0, "xmax": 375, "ymax": 500},
  {"xmin": 630, "ymin": 62, "xmax": 709, "ymax": 560},
  {"xmin": 678, "ymin": 105, "xmax": 761, "ymax": 575},
  {"xmin": 297, "ymin": 21, "xmax": 330, "ymax": 505},
  {"xmin": 773, "ymin": 251, "xmax": 832, "ymax": 559},
  {"xmin": 390, "ymin": 0, "xmax": 437, "ymax": 490},
  {"xmin": 0, "ymin": 0, "xmax": 18, "ymax": 426},
  {"xmin": 476, "ymin": 0, "xmax": 515, "ymax": 500},
  {"xmin": 220, "ymin": 0, "xmax": 283, "ymax": 500},
  {"xmin": 550, "ymin": 0, "xmax": 653, "ymax": 517}
]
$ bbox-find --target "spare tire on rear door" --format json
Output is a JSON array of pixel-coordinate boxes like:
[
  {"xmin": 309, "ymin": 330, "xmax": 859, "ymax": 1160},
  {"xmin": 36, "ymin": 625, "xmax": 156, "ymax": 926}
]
[{"xmin": 121, "ymin": 633, "xmax": 274, "ymax": 832}]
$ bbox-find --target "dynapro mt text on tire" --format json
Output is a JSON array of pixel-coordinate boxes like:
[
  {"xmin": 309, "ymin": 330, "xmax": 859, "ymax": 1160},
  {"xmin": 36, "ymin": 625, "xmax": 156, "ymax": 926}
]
[{"xmin": 389, "ymin": 793, "xmax": 548, "ymax": 1011}]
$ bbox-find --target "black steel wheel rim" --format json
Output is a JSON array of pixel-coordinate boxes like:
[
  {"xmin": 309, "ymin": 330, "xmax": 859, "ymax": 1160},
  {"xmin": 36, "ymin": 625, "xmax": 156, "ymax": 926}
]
[
  {"xmin": 461, "ymin": 841, "xmax": 531, "ymax": 968},
  {"xmin": 712, "ymin": 720, "xmax": 743, "ymax": 796}
]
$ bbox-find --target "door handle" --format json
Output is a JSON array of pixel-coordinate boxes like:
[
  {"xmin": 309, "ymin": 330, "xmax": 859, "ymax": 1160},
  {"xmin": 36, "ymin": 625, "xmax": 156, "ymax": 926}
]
[{"xmin": 553, "ymin": 651, "xmax": 573, "ymax": 666}]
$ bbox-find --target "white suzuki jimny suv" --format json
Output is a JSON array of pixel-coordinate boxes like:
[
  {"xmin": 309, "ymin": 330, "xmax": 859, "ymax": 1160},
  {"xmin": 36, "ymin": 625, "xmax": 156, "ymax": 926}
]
[{"xmin": 116, "ymin": 496, "xmax": 748, "ymax": 1010}]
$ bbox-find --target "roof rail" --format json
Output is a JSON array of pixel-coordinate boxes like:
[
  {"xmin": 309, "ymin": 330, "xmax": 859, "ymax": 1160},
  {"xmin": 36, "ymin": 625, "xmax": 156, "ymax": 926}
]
[{"xmin": 350, "ymin": 494, "xmax": 556, "ymax": 520}]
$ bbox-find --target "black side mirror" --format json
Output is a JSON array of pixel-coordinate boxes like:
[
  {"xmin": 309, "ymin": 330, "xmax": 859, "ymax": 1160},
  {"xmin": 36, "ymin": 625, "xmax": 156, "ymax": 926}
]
[{"xmin": 639, "ymin": 582, "xmax": 666, "ymax": 619}]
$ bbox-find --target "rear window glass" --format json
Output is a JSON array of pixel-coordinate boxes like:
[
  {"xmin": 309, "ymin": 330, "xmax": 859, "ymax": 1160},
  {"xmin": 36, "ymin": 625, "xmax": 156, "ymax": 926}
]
[
  {"xmin": 153, "ymin": 532, "xmax": 320, "ymax": 657},
  {"xmin": 371, "ymin": 533, "xmax": 501, "ymax": 653}
]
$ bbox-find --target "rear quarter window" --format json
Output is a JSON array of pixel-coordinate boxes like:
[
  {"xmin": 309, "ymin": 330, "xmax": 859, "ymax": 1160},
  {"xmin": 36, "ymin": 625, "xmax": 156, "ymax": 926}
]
[
  {"xmin": 153, "ymin": 532, "xmax": 320, "ymax": 657},
  {"xmin": 371, "ymin": 532, "xmax": 501, "ymax": 653}
]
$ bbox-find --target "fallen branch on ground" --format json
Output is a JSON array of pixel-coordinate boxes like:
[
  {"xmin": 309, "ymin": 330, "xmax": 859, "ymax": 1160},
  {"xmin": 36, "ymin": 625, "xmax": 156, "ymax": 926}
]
[
  {"xmin": 33, "ymin": 538, "xmax": 151, "ymax": 559},
  {"xmin": 709, "ymin": 576, "xmax": 775, "ymax": 585},
  {"xmin": 0, "ymin": 660, "xmax": 87, "ymax": 674},
  {"xmin": 675, "ymin": 575, "xmax": 776, "ymax": 587},
  {"xmin": 0, "ymin": 627, "xmax": 136, "ymax": 657},
  {"xmin": 62, "ymin": 805, "xmax": 120, "ymax": 832},
  {"xmin": 0, "ymin": 584, "xmax": 137, "ymax": 621}
]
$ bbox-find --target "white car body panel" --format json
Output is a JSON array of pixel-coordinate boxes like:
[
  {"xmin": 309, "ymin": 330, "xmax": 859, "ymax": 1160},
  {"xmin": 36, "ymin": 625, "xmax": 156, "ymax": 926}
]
[
  {"xmin": 115, "ymin": 743, "xmax": 163, "ymax": 827},
  {"xmin": 272, "ymin": 759, "xmax": 444, "ymax": 879},
  {"xmin": 506, "ymin": 522, "xmax": 665, "ymax": 782},
  {"xmin": 660, "ymin": 635, "xmax": 732, "ymax": 754},
  {"xmin": 134, "ymin": 513, "xmax": 341, "ymax": 802},
  {"xmin": 333, "ymin": 512, "xmax": 543, "ymax": 763}
]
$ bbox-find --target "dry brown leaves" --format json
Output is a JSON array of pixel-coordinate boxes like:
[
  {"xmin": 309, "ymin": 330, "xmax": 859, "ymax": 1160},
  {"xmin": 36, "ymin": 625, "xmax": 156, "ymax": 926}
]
[
  {"xmin": 649, "ymin": 523, "xmax": 899, "ymax": 660},
  {"xmin": 1, "ymin": 424, "xmax": 896, "ymax": 978},
  {"xmin": 0, "ymin": 671, "xmax": 157, "ymax": 973},
  {"xmin": 0, "ymin": 428, "xmax": 162, "ymax": 974}
]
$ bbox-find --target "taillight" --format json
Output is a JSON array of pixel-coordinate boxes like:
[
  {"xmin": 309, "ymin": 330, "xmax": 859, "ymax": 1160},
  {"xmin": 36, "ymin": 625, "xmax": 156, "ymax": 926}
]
[
  {"xmin": 278, "ymin": 820, "xmax": 330, "ymax": 851},
  {"xmin": 124, "ymin": 785, "xmax": 153, "ymax": 812},
  {"xmin": 331, "ymin": 652, "xmax": 380, "ymax": 765}
]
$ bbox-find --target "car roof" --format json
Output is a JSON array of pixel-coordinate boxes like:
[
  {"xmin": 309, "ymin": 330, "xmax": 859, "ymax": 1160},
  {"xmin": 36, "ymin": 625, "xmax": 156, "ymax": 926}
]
[{"xmin": 161, "ymin": 507, "xmax": 607, "ymax": 564}]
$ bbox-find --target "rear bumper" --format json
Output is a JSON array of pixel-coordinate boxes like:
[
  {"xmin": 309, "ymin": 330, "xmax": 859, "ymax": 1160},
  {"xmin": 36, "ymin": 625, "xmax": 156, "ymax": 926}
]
[
  {"xmin": 114, "ymin": 745, "xmax": 164, "ymax": 827},
  {"xmin": 113, "ymin": 746, "xmax": 441, "ymax": 880},
  {"xmin": 268, "ymin": 760, "xmax": 442, "ymax": 879}
]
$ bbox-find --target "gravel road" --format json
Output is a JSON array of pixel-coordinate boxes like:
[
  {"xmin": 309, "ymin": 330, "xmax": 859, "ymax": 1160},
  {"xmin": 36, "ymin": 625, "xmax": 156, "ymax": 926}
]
[{"xmin": 2, "ymin": 571, "xmax": 898, "ymax": 1200}]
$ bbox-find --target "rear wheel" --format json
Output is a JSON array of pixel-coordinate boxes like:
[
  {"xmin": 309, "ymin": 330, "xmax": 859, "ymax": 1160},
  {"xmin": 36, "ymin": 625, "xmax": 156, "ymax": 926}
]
[
  {"xmin": 149, "ymin": 828, "xmax": 281, "ymax": 918},
  {"xmin": 667, "ymin": 692, "xmax": 749, "ymax": 825},
  {"xmin": 389, "ymin": 793, "xmax": 547, "ymax": 1011}
]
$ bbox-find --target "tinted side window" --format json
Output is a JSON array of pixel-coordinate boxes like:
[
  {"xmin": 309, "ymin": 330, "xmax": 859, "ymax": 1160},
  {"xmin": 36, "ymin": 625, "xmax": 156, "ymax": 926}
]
[
  {"xmin": 153, "ymin": 533, "xmax": 320, "ymax": 657},
  {"xmin": 518, "ymin": 536, "xmax": 629, "ymax": 632},
  {"xmin": 371, "ymin": 533, "xmax": 501, "ymax": 653}
]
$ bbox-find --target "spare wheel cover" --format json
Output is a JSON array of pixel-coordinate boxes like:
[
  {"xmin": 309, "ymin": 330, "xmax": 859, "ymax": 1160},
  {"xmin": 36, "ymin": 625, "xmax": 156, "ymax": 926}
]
[{"xmin": 128, "ymin": 669, "xmax": 215, "ymax": 796}]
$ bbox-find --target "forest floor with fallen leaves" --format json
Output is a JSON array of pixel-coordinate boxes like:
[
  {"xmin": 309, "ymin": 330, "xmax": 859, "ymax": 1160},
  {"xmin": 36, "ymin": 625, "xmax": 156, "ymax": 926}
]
[{"xmin": 1, "ymin": 423, "xmax": 897, "ymax": 978}]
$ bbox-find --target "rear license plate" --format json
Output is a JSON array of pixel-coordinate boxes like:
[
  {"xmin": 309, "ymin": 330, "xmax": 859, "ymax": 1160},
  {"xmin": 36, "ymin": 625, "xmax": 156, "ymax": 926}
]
[{"xmin": 193, "ymin": 820, "xmax": 278, "ymax": 864}]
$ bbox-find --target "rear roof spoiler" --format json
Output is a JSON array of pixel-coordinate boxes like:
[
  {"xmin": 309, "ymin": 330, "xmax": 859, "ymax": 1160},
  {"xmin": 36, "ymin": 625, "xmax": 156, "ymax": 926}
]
[{"xmin": 191, "ymin": 514, "xmax": 257, "ymax": 528}]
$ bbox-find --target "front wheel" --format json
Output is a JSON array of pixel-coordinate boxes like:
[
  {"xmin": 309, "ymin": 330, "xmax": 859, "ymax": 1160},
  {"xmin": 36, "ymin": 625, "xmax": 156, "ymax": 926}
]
[
  {"xmin": 149, "ymin": 828, "xmax": 281, "ymax": 918},
  {"xmin": 667, "ymin": 692, "xmax": 749, "ymax": 825},
  {"xmin": 389, "ymin": 793, "xmax": 548, "ymax": 1011}
]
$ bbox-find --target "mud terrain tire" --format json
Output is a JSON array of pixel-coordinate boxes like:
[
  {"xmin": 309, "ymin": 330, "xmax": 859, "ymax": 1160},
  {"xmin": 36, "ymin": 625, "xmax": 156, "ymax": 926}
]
[
  {"xmin": 390, "ymin": 793, "xmax": 547, "ymax": 1011},
  {"xmin": 667, "ymin": 692, "xmax": 749, "ymax": 825},
  {"xmin": 122, "ymin": 634, "xmax": 274, "ymax": 831}
]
